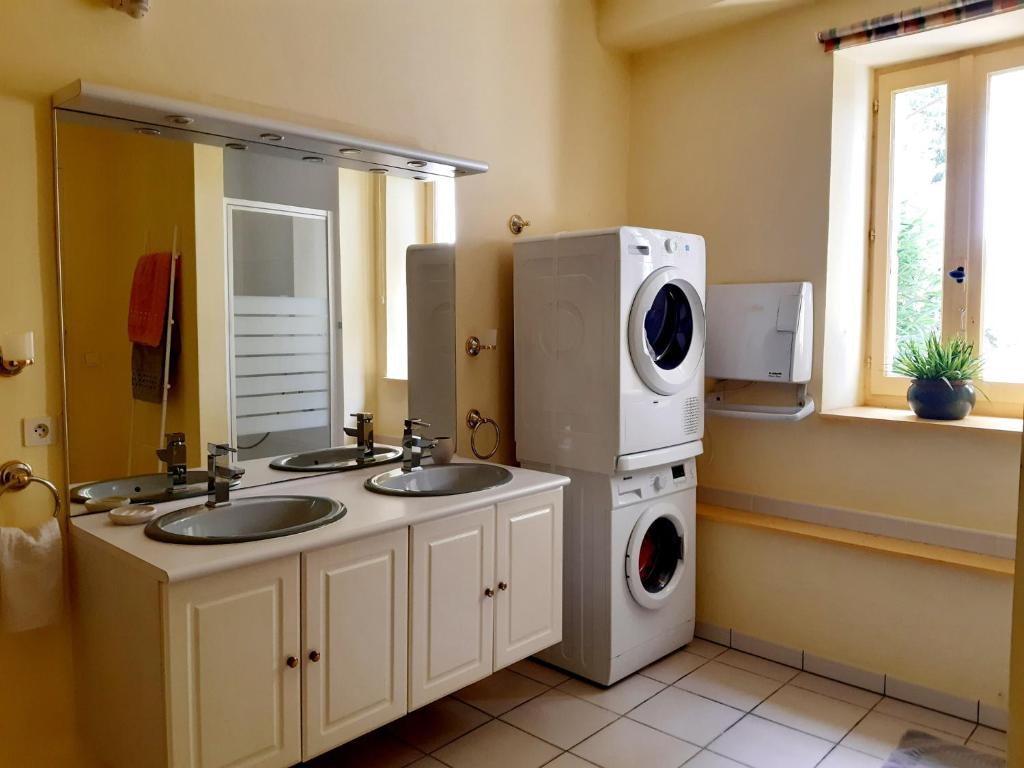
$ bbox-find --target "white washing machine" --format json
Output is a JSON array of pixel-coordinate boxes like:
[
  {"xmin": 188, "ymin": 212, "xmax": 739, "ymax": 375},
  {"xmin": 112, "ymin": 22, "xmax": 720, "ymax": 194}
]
[
  {"xmin": 514, "ymin": 227, "xmax": 706, "ymax": 475},
  {"xmin": 530, "ymin": 458, "xmax": 697, "ymax": 685}
]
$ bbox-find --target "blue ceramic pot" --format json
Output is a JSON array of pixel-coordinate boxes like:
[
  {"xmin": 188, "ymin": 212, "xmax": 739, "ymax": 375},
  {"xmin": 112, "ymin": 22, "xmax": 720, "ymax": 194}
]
[{"xmin": 907, "ymin": 379, "xmax": 976, "ymax": 420}]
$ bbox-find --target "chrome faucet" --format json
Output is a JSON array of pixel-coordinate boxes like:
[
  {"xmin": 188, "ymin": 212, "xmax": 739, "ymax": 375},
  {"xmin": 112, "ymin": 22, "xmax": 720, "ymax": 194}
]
[
  {"xmin": 402, "ymin": 418, "xmax": 437, "ymax": 472},
  {"xmin": 157, "ymin": 432, "xmax": 188, "ymax": 486},
  {"xmin": 344, "ymin": 412, "xmax": 375, "ymax": 459},
  {"xmin": 206, "ymin": 443, "xmax": 246, "ymax": 508}
]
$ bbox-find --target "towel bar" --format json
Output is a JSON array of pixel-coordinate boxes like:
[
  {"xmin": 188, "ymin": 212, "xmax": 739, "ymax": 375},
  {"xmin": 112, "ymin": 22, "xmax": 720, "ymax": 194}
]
[{"xmin": 0, "ymin": 461, "xmax": 61, "ymax": 518}]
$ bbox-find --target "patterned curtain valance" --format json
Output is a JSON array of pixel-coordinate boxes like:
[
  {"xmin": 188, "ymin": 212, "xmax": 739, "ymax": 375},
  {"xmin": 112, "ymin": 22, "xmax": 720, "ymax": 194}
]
[{"xmin": 818, "ymin": 0, "xmax": 1024, "ymax": 52}]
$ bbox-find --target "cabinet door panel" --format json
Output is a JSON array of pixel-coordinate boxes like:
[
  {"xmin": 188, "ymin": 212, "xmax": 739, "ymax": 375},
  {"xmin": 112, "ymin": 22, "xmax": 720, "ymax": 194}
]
[
  {"xmin": 495, "ymin": 490, "xmax": 563, "ymax": 669},
  {"xmin": 167, "ymin": 556, "xmax": 301, "ymax": 768},
  {"xmin": 409, "ymin": 507, "xmax": 494, "ymax": 709},
  {"xmin": 302, "ymin": 529, "xmax": 408, "ymax": 760}
]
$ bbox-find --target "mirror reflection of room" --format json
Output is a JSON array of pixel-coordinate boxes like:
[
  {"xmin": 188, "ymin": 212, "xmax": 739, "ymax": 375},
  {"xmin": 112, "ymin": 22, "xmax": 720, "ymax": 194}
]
[{"xmin": 57, "ymin": 119, "xmax": 456, "ymax": 484}]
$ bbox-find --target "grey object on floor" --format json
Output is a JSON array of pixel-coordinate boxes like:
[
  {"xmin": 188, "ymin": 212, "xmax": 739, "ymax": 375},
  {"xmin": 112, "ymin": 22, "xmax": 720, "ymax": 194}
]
[{"xmin": 884, "ymin": 730, "xmax": 1005, "ymax": 768}]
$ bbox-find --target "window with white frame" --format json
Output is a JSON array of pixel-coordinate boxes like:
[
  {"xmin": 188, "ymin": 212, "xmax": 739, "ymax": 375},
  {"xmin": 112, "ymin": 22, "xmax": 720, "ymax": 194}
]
[{"xmin": 868, "ymin": 42, "xmax": 1024, "ymax": 416}]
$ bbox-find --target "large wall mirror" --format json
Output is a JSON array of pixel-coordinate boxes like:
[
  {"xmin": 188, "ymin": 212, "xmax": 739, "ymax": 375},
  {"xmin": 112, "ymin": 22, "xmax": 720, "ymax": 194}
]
[{"xmin": 55, "ymin": 88, "xmax": 475, "ymax": 507}]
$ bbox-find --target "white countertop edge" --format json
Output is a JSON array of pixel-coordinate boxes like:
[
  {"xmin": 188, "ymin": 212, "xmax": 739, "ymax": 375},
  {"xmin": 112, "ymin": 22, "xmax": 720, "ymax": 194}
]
[{"xmin": 71, "ymin": 462, "xmax": 569, "ymax": 584}]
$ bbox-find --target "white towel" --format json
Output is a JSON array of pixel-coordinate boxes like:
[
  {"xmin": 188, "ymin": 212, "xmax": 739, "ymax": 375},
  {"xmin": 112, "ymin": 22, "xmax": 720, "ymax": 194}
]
[{"xmin": 0, "ymin": 518, "xmax": 63, "ymax": 633}]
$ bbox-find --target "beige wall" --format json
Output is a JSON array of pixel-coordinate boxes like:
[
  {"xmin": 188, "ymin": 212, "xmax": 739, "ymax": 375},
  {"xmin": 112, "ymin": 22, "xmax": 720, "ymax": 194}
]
[
  {"xmin": 58, "ymin": 122, "xmax": 201, "ymax": 482},
  {"xmin": 0, "ymin": 2, "xmax": 628, "ymax": 765},
  {"xmin": 630, "ymin": 0, "xmax": 1019, "ymax": 705},
  {"xmin": 1011, "ymin": 429, "xmax": 1024, "ymax": 762}
]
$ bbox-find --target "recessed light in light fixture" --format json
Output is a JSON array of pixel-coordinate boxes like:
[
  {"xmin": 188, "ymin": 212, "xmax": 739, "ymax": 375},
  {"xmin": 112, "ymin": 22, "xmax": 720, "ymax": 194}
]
[
  {"xmin": 369, "ymin": 168, "xmax": 388, "ymax": 174},
  {"xmin": 407, "ymin": 160, "xmax": 427, "ymax": 168},
  {"xmin": 338, "ymin": 148, "xmax": 360, "ymax": 155},
  {"xmin": 413, "ymin": 176, "xmax": 427, "ymax": 181},
  {"xmin": 166, "ymin": 115, "xmax": 194, "ymax": 125},
  {"xmin": 302, "ymin": 156, "xmax": 325, "ymax": 163},
  {"xmin": 225, "ymin": 142, "xmax": 248, "ymax": 150},
  {"xmin": 260, "ymin": 132, "xmax": 284, "ymax": 141},
  {"xmin": 134, "ymin": 127, "xmax": 161, "ymax": 136}
]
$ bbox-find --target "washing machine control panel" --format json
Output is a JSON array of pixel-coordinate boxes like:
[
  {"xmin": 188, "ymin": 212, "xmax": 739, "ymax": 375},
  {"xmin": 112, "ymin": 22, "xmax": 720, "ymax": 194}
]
[{"xmin": 612, "ymin": 457, "xmax": 697, "ymax": 507}]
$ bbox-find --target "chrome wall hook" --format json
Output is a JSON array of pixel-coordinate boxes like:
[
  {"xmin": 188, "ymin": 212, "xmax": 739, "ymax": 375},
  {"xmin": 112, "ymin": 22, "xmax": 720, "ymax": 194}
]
[{"xmin": 508, "ymin": 214, "xmax": 531, "ymax": 235}]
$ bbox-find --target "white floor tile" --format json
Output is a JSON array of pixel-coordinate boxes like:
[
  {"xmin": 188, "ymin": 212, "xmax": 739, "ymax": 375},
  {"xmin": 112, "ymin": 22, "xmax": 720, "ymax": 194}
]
[
  {"xmin": 970, "ymin": 725, "xmax": 1009, "ymax": 752},
  {"xmin": 629, "ymin": 686, "xmax": 743, "ymax": 747},
  {"xmin": 788, "ymin": 672, "xmax": 882, "ymax": 709},
  {"xmin": 874, "ymin": 697, "xmax": 975, "ymax": 738},
  {"xmin": 558, "ymin": 674, "xmax": 664, "ymax": 714},
  {"xmin": 753, "ymin": 684, "xmax": 868, "ymax": 742},
  {"xmin": 309, "ymin": 729, "xmax": 424, "ymax": 767},
  {"xmin": 407, "ymin": 758, "xmax": 447, "ymax": 768},
  {"xmin": 389, "ymin": 696, "xmax": 490, "ymax": 753},
  {"xmin": 433, "ymin": 720, "xmax": 560, "ymax": 768},
  {"xmin": 572, "ymin": 717, "xmax": 700, "ymax": 768},
  {"xmin": 683, "ymin": 751, "xmax": 747, "ymax": 767},
  {"xmin": 501, "ymin": 689, "xmax": 617, "ymax": 749},
  {"xmin": 545, "ymin": 754, "xmax": 599, "ymax": 767},
  {"xmin": 640, "ymin": 649, "xmax": 710, "ymax": 684},
  {"xmin": 709, "ymin": 715, "xmax": 832, "ymax": 768},
  {"xmin": 717, "ymin": 649, "xmax": 798, "ymax": 683},
  {"xmin": 816, "ymin": 746, "xmax": 885, "ymax": 767},
  {"xmin": 510, "ymin": 658, "xmax": 570, "ymax": 687},
  {"xmin": 686, "ymin": 639, "xmax": 728, "ymax": 659},
  {"xmin": 454, "ymin": 668, "xmax": 549, "ymax": 716},
  {"xmin": 675, "ymin": 660, "xmax": 782, "ymax": 711},
  {"xmin": 839, "ymin": 711, "xmax": 965, "ymax": 759}
]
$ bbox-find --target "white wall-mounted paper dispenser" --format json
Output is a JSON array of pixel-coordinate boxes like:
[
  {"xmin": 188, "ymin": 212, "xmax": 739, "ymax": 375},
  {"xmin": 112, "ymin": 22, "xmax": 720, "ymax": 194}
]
[{"xmin": 705, "ymin": 281, "xmax": 814, "ymax": 421}]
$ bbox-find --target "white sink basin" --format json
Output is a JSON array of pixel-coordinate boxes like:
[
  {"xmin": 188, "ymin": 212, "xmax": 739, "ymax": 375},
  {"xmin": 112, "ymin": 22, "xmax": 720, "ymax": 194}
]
[
  {"xmin": 144, "ymin": 495, "xmax": 344, "ymax": 544},
  {"xmin": 270, "ymin": 444, "xmax": 401, "ymax": 472},
  {"xmin": 365, "ymin": 464, "xmax": 513, "ymax": 497},
  {"xmin": 71, "ymin": 471, "xmax": 240, "ymax": 504}
]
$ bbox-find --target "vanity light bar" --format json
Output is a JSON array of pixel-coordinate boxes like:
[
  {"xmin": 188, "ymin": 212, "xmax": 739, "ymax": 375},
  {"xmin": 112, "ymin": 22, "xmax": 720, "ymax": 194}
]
[{"xmin": 51, "ymin": 80, "xmax": 488, "ymax": 180}]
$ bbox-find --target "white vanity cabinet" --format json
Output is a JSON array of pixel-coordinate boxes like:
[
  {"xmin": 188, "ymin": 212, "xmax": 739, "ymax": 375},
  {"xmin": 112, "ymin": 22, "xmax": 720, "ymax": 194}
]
[
  {"xmin": 409, "ymin": 490, "xmax": 563, "ymax": 708},
  {"xmin": 72, "ymin": 485, "xmax": 563, "ymax": 768},
  {"xmin": 302, "ymin": 529, "xmax": 409, "ymax": 759},
  {"xmin": 164, "ymin": 528, "xmax": 410, "ymax": 767},
  {"xmin": 166, "ymin": 557, "xmax": 303, "ymax": 768}
]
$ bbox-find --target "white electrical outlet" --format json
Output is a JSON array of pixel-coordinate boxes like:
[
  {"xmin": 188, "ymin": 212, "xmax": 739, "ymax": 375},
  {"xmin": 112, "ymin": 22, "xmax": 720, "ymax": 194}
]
[{"xmin": 23, "ymin": 416, "xmax": 54, "ymax": 447}]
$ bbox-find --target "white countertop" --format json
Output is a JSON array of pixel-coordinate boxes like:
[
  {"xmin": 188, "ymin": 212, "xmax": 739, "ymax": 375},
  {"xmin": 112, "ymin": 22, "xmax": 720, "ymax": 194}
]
[{"xmin": 71, "ymin": 460, "xmax": 569, "ymax": 584}]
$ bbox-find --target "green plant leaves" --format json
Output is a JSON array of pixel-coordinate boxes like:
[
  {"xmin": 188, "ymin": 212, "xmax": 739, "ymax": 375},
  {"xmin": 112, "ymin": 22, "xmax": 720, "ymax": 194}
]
[{"xmin": 891, "ymin": 333, "xmax": 983, "ymax": 381}]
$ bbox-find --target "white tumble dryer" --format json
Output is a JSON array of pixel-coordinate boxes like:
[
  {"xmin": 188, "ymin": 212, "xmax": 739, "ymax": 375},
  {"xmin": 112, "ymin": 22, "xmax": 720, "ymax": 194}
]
[{"xmin": 514, "ymin": 227, "xmax": 706, "ymax": 475}]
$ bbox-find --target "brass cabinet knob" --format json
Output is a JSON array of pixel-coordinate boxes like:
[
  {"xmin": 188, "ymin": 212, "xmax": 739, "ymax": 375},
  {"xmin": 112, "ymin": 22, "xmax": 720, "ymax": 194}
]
[
  {"xmin": 498, "ymin": 582, "xmax": 508, "ymax": 591},
  {"xmin": 309, "ymin": 650, "xmax": 321, "ymax": 663},
  {"xmin": 286, "ymin": 656, "xmax": 298, "ymax": 669},
  {"xmin": 484, "ymin": 587, "xmax": 495, "ymax": 598}
]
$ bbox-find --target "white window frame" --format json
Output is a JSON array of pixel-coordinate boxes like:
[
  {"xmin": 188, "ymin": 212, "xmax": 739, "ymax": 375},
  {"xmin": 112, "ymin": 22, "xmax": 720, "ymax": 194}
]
[{"xmin": 867, "ymin": 41, "xmax": 1024, "ymax": 417}]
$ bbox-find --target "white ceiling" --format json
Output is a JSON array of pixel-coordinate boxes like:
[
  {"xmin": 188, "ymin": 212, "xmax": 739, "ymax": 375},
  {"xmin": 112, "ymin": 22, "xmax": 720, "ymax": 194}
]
[{"xmin": 597, "ymin": 0, "xmax": 816, "ymax": 51}]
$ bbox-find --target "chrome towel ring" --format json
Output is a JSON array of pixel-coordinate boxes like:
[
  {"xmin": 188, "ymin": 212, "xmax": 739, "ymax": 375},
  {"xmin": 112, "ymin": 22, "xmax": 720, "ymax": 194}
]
[
  {"xmin": 0, "ymin": 461, "xmax": 61, "ymax": 518},
  {"xmin": 466, "ymin": 409, "xmax": 500, "ymax": 460}
]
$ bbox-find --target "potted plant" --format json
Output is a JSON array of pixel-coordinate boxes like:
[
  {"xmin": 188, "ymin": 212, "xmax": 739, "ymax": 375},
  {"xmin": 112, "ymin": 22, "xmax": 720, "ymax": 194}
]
[{"xmin": 891, "ymin": 333, "xmax": 982, "ymax": 420}]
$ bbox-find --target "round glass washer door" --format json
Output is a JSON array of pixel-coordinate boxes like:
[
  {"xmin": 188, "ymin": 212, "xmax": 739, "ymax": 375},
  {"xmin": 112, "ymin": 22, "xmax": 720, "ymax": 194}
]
[
  {"xmin": 628, "ymin": 267, "xmax": 706, "ymax": 396},
  {"xmin": 625, "ymin": 502, "xmax": 688, "ymax": 610}
]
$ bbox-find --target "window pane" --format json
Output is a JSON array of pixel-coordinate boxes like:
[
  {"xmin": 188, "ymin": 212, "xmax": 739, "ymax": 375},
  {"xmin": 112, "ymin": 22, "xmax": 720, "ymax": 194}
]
[
  {"xmin": 980, "ymin": 67, "xmax": 1024, "ymax": 383},
  {"xmin": 885, "ymin": 84, "xmax": 948, "ymax": 369}
]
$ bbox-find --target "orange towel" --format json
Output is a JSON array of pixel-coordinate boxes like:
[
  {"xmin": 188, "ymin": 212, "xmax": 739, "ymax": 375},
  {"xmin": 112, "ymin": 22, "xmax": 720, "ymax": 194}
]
[{"xmin": 127, "ymin": 252, "xmax": 173, "ymax": 347}]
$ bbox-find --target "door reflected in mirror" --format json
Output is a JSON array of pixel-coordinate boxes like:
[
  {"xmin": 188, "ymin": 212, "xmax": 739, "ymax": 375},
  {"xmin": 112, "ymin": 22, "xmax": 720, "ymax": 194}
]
[{"xmin": 56, "ymin": 116, "xmax": 457, "ymax": 496}]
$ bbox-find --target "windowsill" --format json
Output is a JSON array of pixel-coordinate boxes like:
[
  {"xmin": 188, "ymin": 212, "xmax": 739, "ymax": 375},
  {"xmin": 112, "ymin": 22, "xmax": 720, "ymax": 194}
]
[{"xmin": 820, "ymin": 406, "xmax": 1022, "ymax": 434}]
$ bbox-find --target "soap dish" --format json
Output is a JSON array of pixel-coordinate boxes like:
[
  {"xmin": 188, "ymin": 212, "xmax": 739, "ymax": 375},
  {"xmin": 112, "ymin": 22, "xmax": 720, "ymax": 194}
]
[
  {"xmin": 85, "ymin": 495, "xmax": 132, "ymax": 513},
  {"xmin": 108, "ymin": 505, "xmax": 160, "ymax": 526}
]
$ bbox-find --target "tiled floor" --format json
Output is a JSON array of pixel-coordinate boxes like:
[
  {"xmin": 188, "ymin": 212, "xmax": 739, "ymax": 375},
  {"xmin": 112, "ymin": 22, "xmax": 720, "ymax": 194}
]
[{"xmin": 304, "ymin": 643, "xmax": 1008, "ymax": 768}]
